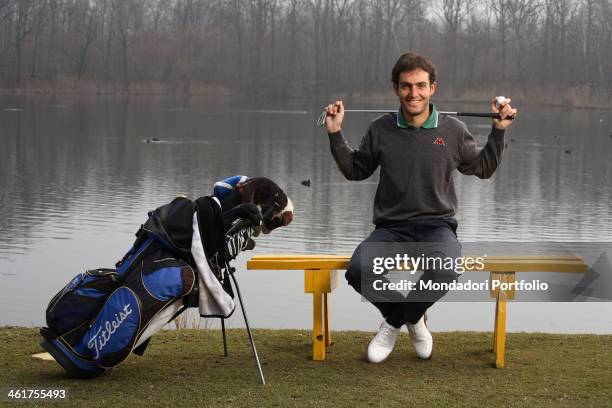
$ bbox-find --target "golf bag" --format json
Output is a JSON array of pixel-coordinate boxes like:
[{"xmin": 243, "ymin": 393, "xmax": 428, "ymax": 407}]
[{"xmin": 40, "ymin": 196, "xmax": 255, "ymax": 378}]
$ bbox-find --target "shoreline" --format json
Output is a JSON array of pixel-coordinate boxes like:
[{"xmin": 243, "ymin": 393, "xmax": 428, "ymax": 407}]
[{"xmin": 1, "ymin": 80, "xmax": 611, "ymax": 111}]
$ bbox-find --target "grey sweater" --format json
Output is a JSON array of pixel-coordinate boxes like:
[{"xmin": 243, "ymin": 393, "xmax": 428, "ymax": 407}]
[{"xmin": 328, "ymin": 113, "xmax": 505, "ymax": 226}]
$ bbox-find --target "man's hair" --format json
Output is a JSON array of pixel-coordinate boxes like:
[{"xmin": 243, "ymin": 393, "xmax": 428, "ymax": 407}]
[{"xmin": 391, "ymin": 53, "xmax": 437, "ymax": 87}]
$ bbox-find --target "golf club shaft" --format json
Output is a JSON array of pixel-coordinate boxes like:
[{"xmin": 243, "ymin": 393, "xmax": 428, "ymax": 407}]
[
  {"xmin": 316, "ymin": 109, "xmax": 514, "ymax": 127},
  {"xmin": 341, "ymin": 109, "xmax": 509, "ymax": 118}
]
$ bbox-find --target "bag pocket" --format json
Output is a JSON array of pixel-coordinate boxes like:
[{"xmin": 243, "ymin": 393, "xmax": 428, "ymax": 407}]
[
  {"xmin": 45, "ymin": 268, "xmax": 121, "ymax": 336},
  {"xmin": 141, "ymin": 258, "xmax": 196, "ymax": 302}
]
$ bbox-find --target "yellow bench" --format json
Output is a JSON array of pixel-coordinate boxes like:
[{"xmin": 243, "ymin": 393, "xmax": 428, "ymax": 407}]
[{"xmin": 247, "ymin": 254, "xmax": 588, "ymax": 367}]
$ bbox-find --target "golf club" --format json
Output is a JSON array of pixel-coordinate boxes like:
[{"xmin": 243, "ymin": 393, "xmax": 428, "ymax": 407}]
[{"xmin": 316, "ymin": 97, "xmax": 516, "ymax": 127}]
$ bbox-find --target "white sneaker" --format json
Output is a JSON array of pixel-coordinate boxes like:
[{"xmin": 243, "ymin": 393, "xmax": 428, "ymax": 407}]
[
  {"xmin": 407, "ymin": 315, "xmax": 433, "ymax": 359},
  {"xmin": 367, "ymin": 320, "xmax": 400, "ymax": 363}
]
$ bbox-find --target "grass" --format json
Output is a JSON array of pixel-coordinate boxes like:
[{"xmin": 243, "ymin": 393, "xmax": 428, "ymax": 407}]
[{"xmin": 1, "ymin": 327, "xmax": 611, "ymax": 407}]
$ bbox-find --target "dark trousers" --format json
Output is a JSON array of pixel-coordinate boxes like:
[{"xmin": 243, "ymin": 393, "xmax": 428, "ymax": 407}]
[{"xmin": 345, "ymin": 218, "xmax": 461, "ymax": 328}]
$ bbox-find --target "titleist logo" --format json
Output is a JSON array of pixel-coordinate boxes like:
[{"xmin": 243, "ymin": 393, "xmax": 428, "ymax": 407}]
[{"xmin": 87, "ymin": 304, "xmax": 133, "ymax": 359}]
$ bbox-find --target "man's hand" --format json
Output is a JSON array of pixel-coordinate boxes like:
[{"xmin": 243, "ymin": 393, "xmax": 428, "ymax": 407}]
[
  {"xmin": 492, "ymin": 96, "xmax": 517, "ymax": 130},
  {"xmin": 324, "ymin": 100, "xmax": 345, "ymax": 134}
]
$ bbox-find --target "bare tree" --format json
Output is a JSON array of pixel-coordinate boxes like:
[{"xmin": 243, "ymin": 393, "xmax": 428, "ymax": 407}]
[
  {"xmin": 489, "ymin": 0, "xmax": 508, "ymax": 81},
  {"xmin": 14, "ymin": 0, "xmax": 34, "ymax": 84},
  {"xmin": 440, "ymin": 0, "xmax": 471, "ymax": 89},
  {"xmin": 0, "ymin": 0, "xmax": 11, "ymax": 24},
  {"xmin": 464, "ymin": 7, "xmax": 490, "ymax": 89},
  {"xmin": 596, "ymin": 0, "xmax": 612, "ymax": 90},
  {"xmin": 29, "ymin": 0, "xmax": 47, "ymax": 78},
  {"xmin": 506, "ymin": 0, "xmax": 539, "ymax": 86},
  {"xmin": 60, "ymin": 1, "xmax": 99, "ymax": 80},
  {"xmin": 286, "ymin": 0, "xmax": 305, "ymax": 87},
  {"xmin": 552, "ymin": 0, "xmax": 577, "ymax": 84},
  {"xmin": 0, "ymin": 0, "xmax": 609, "ymax": 100},
  {"xmin": 248, "ymin": 0, "xmax": 270, "ymax": 92}
]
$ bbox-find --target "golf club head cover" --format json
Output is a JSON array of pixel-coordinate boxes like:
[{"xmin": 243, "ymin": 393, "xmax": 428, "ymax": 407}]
[{"xmin": 222, "ymin": 203, "xmax": 262, "ymax": 231}]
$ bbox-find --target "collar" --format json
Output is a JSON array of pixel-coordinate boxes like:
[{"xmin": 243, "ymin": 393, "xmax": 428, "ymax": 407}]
[{"xmin": 397, "ymin": 103, "xmax": 438, "ymax": 129}]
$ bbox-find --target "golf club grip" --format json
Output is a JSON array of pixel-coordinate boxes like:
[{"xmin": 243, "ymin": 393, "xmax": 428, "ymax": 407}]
[{"xmin": 458, "ymin": 112, "xmax": 515, "ymax": 120}]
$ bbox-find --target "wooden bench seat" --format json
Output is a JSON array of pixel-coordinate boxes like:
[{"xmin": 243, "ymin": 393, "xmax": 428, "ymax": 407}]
[{"xmin": 247, "ymin": 254, "xmax": 587, "ymax": 368}]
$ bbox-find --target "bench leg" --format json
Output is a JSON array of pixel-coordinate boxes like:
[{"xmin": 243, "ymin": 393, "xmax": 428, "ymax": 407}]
[
  {"xmin": 305, "ymin": 269, "xmax": 336, "ymax": 361},
  {"xmin": 494, "ymin": 292, "xmax": 507, "ymax": 368},
  {"xmin": 313, "ymin": 290, "xmax": 325, "ymax": 361},
  {"xmin": 324, "ymin": 293, "xmax": 332, "ymax": 347}
]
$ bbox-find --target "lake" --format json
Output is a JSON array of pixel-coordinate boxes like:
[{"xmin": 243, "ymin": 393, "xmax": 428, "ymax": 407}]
[{"xmin": 1, "ymin": 94, "xmax": 611, "ymax": 333}]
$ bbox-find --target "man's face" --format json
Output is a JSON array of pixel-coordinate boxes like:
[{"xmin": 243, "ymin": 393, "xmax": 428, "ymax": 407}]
[{"xmin": 394, "ymin": 69, "xmax": 436, "ymax": 117}]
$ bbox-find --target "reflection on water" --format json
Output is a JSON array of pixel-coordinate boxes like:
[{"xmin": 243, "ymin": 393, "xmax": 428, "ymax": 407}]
[{"xmin": 1, "ymin": 95, "xmax": 611, "ymax": 332}]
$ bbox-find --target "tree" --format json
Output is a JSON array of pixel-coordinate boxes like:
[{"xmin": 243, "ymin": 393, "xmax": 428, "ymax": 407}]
[
  {"xmin": 506, "ymin": 0, "xmax": 539, "ymax": 86},
  {"xmin": 440, "ymin": 0, "xmax": 471, "ymax": 89},
  {"xmin": 14, "ymin": 0, "xmax": 34, "ymax": 84}
]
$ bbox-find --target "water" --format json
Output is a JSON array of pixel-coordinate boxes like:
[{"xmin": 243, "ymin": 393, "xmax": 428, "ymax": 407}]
[{"xmin": 1, "ymin": 95, "xmax": 611, "ymax": 333}]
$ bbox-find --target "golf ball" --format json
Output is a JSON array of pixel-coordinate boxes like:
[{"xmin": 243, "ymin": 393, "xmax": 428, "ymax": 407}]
[{"xmin": 496, "ymin": 96, "xmax": 506, "ymax": 108}]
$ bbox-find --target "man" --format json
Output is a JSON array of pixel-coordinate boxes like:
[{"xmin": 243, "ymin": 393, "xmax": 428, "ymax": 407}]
[{"xmin": 323, "ymin": 53, "xmax": 517, "ymax": 363}]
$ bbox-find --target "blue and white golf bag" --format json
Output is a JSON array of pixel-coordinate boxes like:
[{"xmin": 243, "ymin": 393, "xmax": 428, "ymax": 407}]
[{"xmin": 40, "ymin": 195, "xmax": 256, "ymax": 378}]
